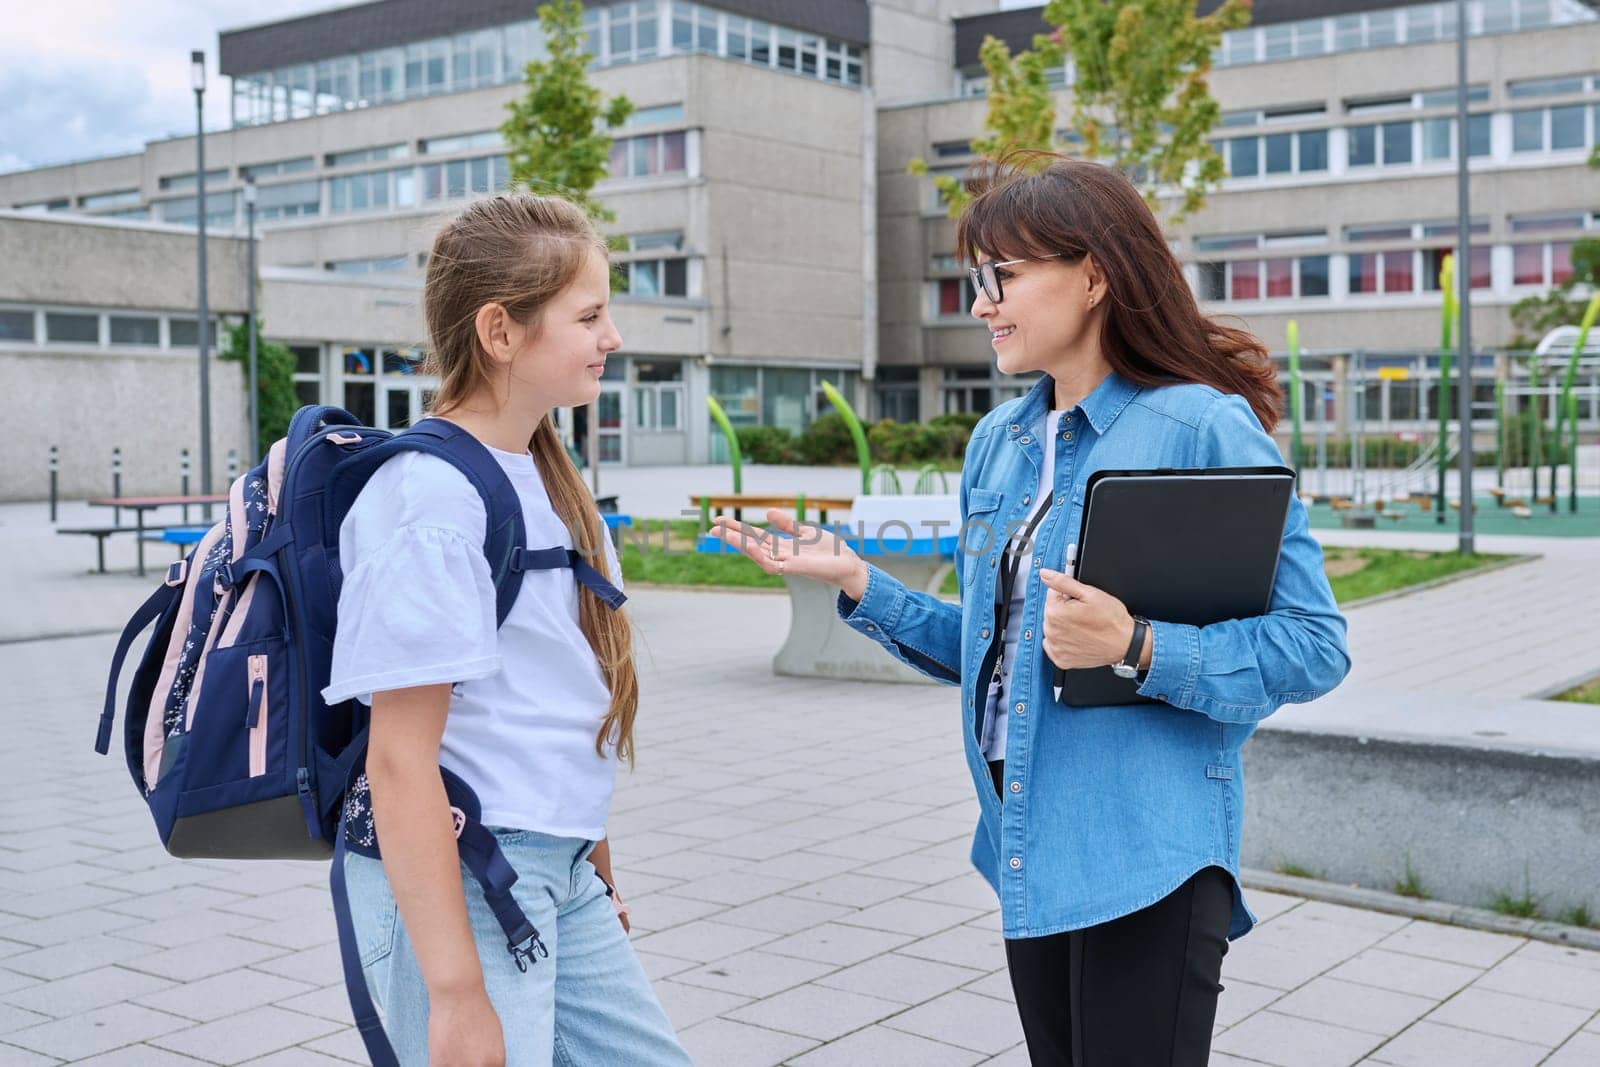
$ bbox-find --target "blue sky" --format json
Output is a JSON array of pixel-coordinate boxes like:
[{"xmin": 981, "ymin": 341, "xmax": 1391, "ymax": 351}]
[{"xmin": 1, "ymin": 0, "xmax": 335, "ymax": 173}]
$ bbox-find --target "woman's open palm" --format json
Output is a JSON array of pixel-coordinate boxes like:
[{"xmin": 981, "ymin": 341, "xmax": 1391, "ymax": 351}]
[{"xmin": 708, "ymin": 509, "xmax": 868, "ymax": 597}]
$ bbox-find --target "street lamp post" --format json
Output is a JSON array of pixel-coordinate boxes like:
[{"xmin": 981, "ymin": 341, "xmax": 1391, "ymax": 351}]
[
  {"xmin": 1454, "ymin": 0, "xmax": 1476, "ymax": 554},
  {"xmin": 192, "ymin": 50, "xmax": 213, "ymax": 511},
  {"xmin": 244, "ymin": 175, "xmax": 259, "ymax": 463}
]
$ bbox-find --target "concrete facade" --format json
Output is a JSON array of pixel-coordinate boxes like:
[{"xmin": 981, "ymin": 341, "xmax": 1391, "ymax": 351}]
[{"xmin": 2, "ymin": 0, "xmax": 1599, "ymax": 472}]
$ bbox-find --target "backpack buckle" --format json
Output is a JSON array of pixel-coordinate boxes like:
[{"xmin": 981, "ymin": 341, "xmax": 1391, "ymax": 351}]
[
  {"xmin": 508, "ymin": 928, "xmax": 549, "ymax": 973},
  {"xmin": 164, "ymin": 560, "xmax": 188, "ymax": 588},
  {"xmin": 215, "ymin": 562, "xmax": 235, "ymax": 592}
]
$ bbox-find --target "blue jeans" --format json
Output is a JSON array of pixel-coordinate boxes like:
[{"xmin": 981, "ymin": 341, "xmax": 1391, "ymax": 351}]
[{"xmin": 343, "ymin": 829, "xmax": 690, "ymax": 1066}]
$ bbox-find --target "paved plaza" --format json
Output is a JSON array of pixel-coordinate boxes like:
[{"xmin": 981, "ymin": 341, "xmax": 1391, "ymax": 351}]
[{"xmin": 3, "ymin": 496, "xmax": 1600, "ymax": 1065}]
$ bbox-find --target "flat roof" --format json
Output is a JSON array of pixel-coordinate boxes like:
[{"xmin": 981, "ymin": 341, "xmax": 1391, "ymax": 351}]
[
  {"xmin": 220, "ymin": 0, "xmax": 869, "ymax": 75},
  {"xmin": 953, "ymin": 1, "xmax": 1559, "ymax": 66}
]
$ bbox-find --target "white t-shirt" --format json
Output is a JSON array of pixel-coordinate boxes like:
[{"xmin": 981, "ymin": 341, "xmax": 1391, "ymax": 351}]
[
  {"xmin": 321, "ymin": 443, "xmax": 622, "ymax": 840},
  {"xmin": 981, "ymin": 409, "xmax": 1063, "ymax": 762}
]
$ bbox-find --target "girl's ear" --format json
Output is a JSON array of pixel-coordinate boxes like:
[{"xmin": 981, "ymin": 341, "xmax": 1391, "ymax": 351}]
[
  {"xmin": 1082, "ymin": 254, "xmax": 1106, "ymax": 305},
  {"xmin": 475, "ymin": 302, "xmax": 516, "ymax": 367}
]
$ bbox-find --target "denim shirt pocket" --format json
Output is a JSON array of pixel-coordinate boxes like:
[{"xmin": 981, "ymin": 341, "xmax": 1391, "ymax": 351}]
[{"xmin": 962, "ymin": 488, "xmax": 1004, "ymax": 580}]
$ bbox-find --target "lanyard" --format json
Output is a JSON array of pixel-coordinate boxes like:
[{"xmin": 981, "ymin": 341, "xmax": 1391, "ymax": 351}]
[{"xmin": 989, "ymin": 492, "xmax": 1053, "ymax": 686}]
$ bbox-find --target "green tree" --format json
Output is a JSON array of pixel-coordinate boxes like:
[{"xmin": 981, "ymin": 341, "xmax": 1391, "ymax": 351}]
[
  {"xmin": 910, "ymin": 0, "xmax": 1249, "ymax": 224},
  {"xmin": 500, "ymin": 0, "xmax": 634, "ymax": 224},
  {"xmin": 217, "ymin": 319, "xmax": 296, "ymax": 459}
]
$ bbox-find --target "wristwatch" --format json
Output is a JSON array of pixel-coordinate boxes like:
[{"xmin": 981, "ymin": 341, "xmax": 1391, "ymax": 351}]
[{"xmin": 1112, "ymin": 616, "xmax": 1150, "ymax": 679}]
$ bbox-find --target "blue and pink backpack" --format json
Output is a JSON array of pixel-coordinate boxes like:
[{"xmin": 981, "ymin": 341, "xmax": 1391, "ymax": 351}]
[{"xmin": 97, "ymin": 404, "xmax": 625, "ymax": 1065}]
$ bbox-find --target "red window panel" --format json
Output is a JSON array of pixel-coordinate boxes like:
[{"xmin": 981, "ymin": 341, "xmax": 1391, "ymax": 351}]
[
  {"xmin": 1265, "ymin": 257, "xmax": 1294, "ymax": 298},
  {"xmin": 1552, "ymin": 242, "xmax": 1573, "ymax": 286},
  {"xmin": 1469, "ymin": 245, "xmax": 1491, "ymax": 289},
  {"xmin": 1231, "ymin": 260, "xmax": 1261, "ymax": 301},
  {"xmin": 1381, "ymin": 252, "xmax": 1413, "ymax": 294},
  {"xmin": 1513, "ymin": 243, "xmax": 1544, "ymax": 285},
  {"xmin": 939, "ymin": 279, "xmax": 962, "ymax": 315},
  {"xmin": 661, "ymin": 132, "xmax": 686, "ymax": 173}
]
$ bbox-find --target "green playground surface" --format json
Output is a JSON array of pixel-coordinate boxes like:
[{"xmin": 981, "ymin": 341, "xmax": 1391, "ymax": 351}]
[{"xmin": 1304, "ymin": 495, "xmax": 1600, "ymax": 538}]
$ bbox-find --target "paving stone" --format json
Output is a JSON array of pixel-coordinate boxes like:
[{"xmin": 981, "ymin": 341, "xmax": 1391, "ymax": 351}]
[
  {"xmin": 0, "ymin": 1040, "xmax": 58, "ymax": 1065},
  {"xmin": 272, "ymin": 983, "xmax": 356, "ymax": 1024},
  {"xmin": 1326, "ymin": 948, "xmax": 1482, "ymax": 1001},
  {"xmin": 676, "ymin": 1017, "xmax": 819, "ymax": 1067},
  {"xmin": 248, "ymin": 943, "xmax": 345, "ymax": 986},
  {"xmin": 0, "ymin": 934, "xmax": 151, "ymax": 981},
  {"xmin": 133, "ymin": 968, "xmax": 318, "ymax": 1024},
  {"xmin": 1214, "ymin": 977, "xmax": 1285, "ymax": 1028},
  {"xmin": 704, "ymin": 893, "xmax": 853, "ymax": 936},
  {"xmin": 633, "ymin": 950, "xmax": 700, "ymax": 981},
  {"xmin": 789, "ymin": 1024, "xmax": 985, "ymax": 1067},
  {"xmin": 150, "ymin": 1005, "xmax": 344, "ymax": 1065},
  {"xmin": 1376, "ymin": 922, "xmax": 1523, "ymax": 970},
  {"xmin": 1210, "ymin": 1010, "xmax": 1382, "ymax": 1066},
  {"xmin": 70, "ymin": 1045, "xmax": 213, "ymax": 1065},
  {"xmin": 2, "ymin": 964, "xmax": 174, "ymax": 1018},
  {"xmin": 1270, "ymin": 976, "xmax": 1435, "ymax": 1036},
  {"xmin": 817, "ymin": 952, "xmax": 986, "ymax": 1007},
  {"xmin": 653, "ymin": 871, "xmax": 799, "ymax": 907},
  {"xmin": 1542, "ymin": 1030, "xmax": 1600, "ymax": 1066},
  {"xmin": 833, "ymin": 897, "xmax": 983, "ymax": 938},
  {"xmin": 759, "ymin": 922, "xmax": 913, "ymax": 967},
  {"xmin": 727, "ymin": 982, "xmax": 903, "ymax": 1041},
  {"xmin": 629, "ymin": 920, "xmax": 779, "ymax": 965},
  {"xmin": 672, "ymin": 950, "xmax": 836, "ymax": 999},
  {"xmin": 881, "ymin": 989, "xmax": 1024, "ymax": 1055},
  {"xmin": 122, "ymin": 934, "xmax": 289, "ymax": 983},
  {"xmin": 896, "ymin": 923, "xmax": 1007, "ymax": 973},
  {"xmin": 0, "ymin": 1003, "xmax": 50, "ymax": 1037},
  {"xmin": 1364, "ymin": 1020, "xmax": 1548, "ymax": 1067},
  {"xmin": 1421, "ymin": 986, "xmax": 1589, "ymax": 1047},
  {"xmin": 1471, "ymin": 954, "xmax": 1600, "ymax": 1011},
  {"xmin": 5, "ymin": 1001, "xmax": 191, "ymax": 1060},
  {"xmin": 299, "ymin": 1026, "xmax": 371, "ymax": 1062},
  {"xmin": 958, "ymin": 968, "xmax": 1015, "ymax": 1004},
  {"xmin": 1509, "ymin": 940, "xmax": 1600, "ymax": 973},
  {"xmin": 652, "ymin": 980, "xmax": 752, "ymax": 1032},
  {"xmin": 783, "ymin": 872, "xmax": 920, "ymax": 908}
]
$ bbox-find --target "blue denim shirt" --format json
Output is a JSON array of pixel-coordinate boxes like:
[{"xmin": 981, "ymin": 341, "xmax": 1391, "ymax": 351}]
[{"xmin": 837, "ymin": 372, "xmax": 1350, "ymax": 940}]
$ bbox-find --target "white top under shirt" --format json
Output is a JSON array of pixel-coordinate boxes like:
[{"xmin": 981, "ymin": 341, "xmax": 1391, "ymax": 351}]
[
  {"xmin": 981, "ymin": 409, "xmax": 1063, "ymax": 763},
  {"xmin": 321, "ymin": 444, "xmax": 621, "ymax": 839}
]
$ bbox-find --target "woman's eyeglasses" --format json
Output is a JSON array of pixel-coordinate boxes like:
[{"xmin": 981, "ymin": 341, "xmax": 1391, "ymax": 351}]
[{"xmin": 967, "ymin": 254, "xmax": 1062, "ymax": 305}]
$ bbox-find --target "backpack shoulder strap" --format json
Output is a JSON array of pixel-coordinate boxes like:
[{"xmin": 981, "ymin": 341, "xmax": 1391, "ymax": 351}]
[{"xmin": 325, "ymin": 420, "xmax": 526, "ymax": 628}]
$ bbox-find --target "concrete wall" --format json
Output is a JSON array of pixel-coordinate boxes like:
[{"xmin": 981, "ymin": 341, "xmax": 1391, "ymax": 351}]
[
  {"xmin": 0, "ymin": 348, "xmax": 248, "ymax": 501},
  {"xmin": 1243, "ymin": 728, "xmax": 1600, "ymax": 919}
]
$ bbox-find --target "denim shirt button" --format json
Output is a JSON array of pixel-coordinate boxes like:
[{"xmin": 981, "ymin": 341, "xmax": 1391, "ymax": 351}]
[
  {"xmin": 865, "ymin": 623, "xmax": 876, "ymax": 632},
  {"xmin": 1020, "ymin": 436, "xmax": 1031, "ymax": 444},
  {"xmin": 1009, "ymin": 423, "xmax": 1021, "ymax": 433},
  {"xmin": 1063, "ymin": 431, "xmax": 1074, "ymax": 442},
  {"xmin": 1014, "ymin": 702, "xmax": 1025, "ymax": 714},
  {"xmin": 1022, "ymin": 495, "xmax": 1030, "ymax": 505},
  {"xmin": 980, "ymin": 628, "xmax": 990, "ymax": 639},
  {"xmin": 1023, "ymin": 629, "xmax": 1032, "ymax": 640},
  {"xmin": 1009, "ymin": 857, "xmax": 1022, "ymax": 870},
  {"xmin": 1010, "ymin": 781, "xmax": 1021, "ymax": 794}
]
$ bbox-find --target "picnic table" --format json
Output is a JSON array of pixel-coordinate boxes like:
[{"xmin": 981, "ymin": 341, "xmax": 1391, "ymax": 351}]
[
  {"xmin": 79, "ymin": 495, "xmax": 227, "ymax": 577},
  {"xmin": 692, "ymin": 494, "xmax": 855, "ymax": 527},
  {"xmin": 699, "ymin": 495, "xmax": 961, "ymax": 685}
]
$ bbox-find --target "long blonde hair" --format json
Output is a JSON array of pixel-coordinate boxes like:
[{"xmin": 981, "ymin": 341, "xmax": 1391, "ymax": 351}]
[{"xmin": 422, "ymin": 194, "xmax": 639, "ymax": 765}]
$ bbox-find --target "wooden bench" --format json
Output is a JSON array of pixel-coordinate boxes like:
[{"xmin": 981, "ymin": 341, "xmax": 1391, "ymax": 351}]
[
  {"xmin": 693, "ymin": 494, "xmax": 855, "ymax": 526},
  {"xmin": 56, "ymin": 526, "xmax": 145, "ymax": 574}
]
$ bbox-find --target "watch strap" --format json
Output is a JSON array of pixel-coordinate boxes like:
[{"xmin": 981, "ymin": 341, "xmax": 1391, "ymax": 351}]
[{"xmin": 1120, "ymin": 616, "xmax": 1149, "ymax": 672}]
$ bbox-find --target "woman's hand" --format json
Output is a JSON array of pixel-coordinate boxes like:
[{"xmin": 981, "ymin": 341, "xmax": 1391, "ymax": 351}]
[
  {"xmin": 708, "ymin": 509, "xmax": 870, "ymax": 601},
  {"xmin": 429, "ymin": 985, "xmax": 506, "ymax": 1067},
  {"xmin": 1037, "ymin": 569, "xmax": 1148, "ymax": 671}
]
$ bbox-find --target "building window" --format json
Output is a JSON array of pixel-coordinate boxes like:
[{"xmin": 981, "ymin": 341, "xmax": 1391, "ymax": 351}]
[
  {"xmin": 616, "ymin": 258, "xmax": 689, "ymax": 297},
  {"xmin": 421, "ymin": 156, "xmax": 509, "ymax": 200},
  {"xmin": 0, "ymin": 309, "xmax": 35, "ymax": 341},
  {"xmin": 329, "ymin": 168, "xmax": 416, "ymax": 214},
  {"xmin": 608, "ymin": 132, "xmax": 687, "ymax": 178},
  {"xmin": 326, "ymin": 144, "xmax": 408, "ymax": 168},
  {"xmin": 1513, "ymin": 104, "xmax": 1595, "ymax": 153},
  {"xmin": 420, "ymin": 130, "xmax": 504, "ymax": 154},
  {"xmin": 240, "ymin": 156, "xmax": 314, "ymax": 180},
  {"xmin": 109, "ymin": 315, "xmax": 160, "ymax": 346},
  {"xmin": 160, "ymin": 192, "xmax": 239, "ymax": 228},
  {"xmin": 627, "ymin": 103, "xmax": 686, "ymax": 127},
  {"xmin": 78, "ymin": 189, "xmax": 140, "ymax": 211},
  {"xmin": 159, "ymin": 169, "xmax": 228, "ymax": 192},
  {"xmin": 1514, "ymin": 242, "xmax": 1576, "ymax": 286},
  {"xmin": 935, "ymin": 277, "xmax": 978, "ymax": 317},
  {"xmin": 169, "ymin": 318, "xmax": 218, "ymax": 347},
  {"xmin": 45, "ymin": 312, "xmax": 99, "ymax": 344},
  {"xmin": 633, "ymin": 360, "xmax": 685, "ymax": 431},
  {"xmin": 326, "ymin": 256, "xmax": 409, "ymax": 274},
  {"xmin": 255, "ymin": 179, "xmax": 321, "ymax": 220}
]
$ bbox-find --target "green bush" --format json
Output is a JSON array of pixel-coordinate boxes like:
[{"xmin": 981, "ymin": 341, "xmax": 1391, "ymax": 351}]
[
  {"xmin": 794, "ymin": 412, "xmax": 858, "ymax": 465},
  {"xmin": 735, "ymin": 425, "xmax": 795, "ymax": 464}
]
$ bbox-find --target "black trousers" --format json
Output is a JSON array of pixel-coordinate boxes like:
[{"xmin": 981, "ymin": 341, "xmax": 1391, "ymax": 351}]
[{"xmin": 988, "ymin": 761, "xmax": 1233, "ymax": 1067}]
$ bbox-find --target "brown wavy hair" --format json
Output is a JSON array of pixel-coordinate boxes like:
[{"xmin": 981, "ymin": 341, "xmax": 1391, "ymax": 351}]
[
  {"xmin": 956, "ymin": 151, "xmax": 1282, "ymax": 431},
  {"xmin": 422, "ymin": 194, "xmax": 639, "ymax": 765}
]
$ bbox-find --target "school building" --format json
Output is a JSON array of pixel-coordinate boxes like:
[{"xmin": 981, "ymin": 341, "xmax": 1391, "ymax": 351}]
[{"xmin": 2, "ymin": 0, "xmax": 1598, "ymax": 498}]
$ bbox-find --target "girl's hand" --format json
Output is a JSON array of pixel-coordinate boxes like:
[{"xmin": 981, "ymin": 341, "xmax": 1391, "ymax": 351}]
[
  {"xmin": 708, "ymin": 509, "xmax": 870, "ymax": 601},
  {"xmin": 429, "ymin": 986, "xmax": 505, "ymax": 1067},
  {"xmin": 1037, "ymin": 569, "xmax": 1142, "ymax": 671}
]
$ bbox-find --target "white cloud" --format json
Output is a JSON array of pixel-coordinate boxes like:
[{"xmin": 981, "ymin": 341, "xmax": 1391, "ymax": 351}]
[{"xmin": 0, "ymin": 0, "xmax": 334, "ymax": 173}]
